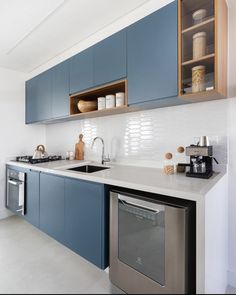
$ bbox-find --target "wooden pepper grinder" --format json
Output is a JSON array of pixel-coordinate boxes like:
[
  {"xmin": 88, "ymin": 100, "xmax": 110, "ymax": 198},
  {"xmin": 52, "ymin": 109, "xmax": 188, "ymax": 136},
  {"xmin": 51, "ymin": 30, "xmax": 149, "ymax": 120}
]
[{"xmin": 75, "ymin": 134, "xmax": 85, "ymax": 160}]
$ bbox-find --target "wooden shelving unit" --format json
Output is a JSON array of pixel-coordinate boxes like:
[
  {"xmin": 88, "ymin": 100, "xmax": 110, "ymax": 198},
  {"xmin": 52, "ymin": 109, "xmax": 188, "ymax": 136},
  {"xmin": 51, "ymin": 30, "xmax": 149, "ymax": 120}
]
[
  {"xmin": 182, "ymin": 17, "xmax": 215, "ymax": 35},
  {"xmin": 182, "ymin": 53, "xmax": 215, "ymax": 66},
  {"xmin": 70, "ymin": 79, "xmax": 128, "ymax": 117},
  {"xmin": 178, "ymin": 0, "xmax": 228, "ymax": 101}
]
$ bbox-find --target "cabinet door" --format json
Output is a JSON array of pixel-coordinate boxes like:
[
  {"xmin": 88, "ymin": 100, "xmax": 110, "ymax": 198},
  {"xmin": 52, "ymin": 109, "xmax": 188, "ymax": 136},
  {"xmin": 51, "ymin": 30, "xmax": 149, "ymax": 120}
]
[
  {"xmin": 24, "ymin": 170, "xmax": 40, "ymax": 228},
  {"xmin": 40, "ymin": 173, "xmax": 65, "ymax": 244},
  {"xmin": 35, "ymin": 69, "xmax": 53, "ymax": 121},
  {"xmin": 65, "ymin": 178, "xmax": 108, "ymax": 269},
  {"xmin": 26, "ymin": 78, "xmax": 38, "ymax": 124},
  {"xmin": 69, "ymin": 48, "xmax": 93, "ymax": 95},
  {"xmin": 93, "ymin": 29, "xmax": 127, "ymax": 87},
  {"xmin": 26, "ymin": 69, "xmax": 52, "ymax": 123},
  {"xmin": 52, "ymin": 61, "xmax": 70, "ymax": 118},
  {"xmin": 127, "ymin": 1, "xmax": 178, "ymax": 104}
]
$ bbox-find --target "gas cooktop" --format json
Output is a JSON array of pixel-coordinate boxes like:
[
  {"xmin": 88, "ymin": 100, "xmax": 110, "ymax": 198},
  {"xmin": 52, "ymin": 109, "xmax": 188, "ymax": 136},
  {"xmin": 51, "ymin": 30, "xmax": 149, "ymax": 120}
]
[{"xmin": 16, "ymin": 155, "xmax": 62, "ymax": 164}]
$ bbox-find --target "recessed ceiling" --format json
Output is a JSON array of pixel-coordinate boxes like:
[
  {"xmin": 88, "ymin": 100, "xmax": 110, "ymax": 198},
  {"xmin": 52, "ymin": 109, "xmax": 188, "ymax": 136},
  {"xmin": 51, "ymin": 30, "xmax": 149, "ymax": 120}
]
[{"xmin": 0, "ymin": 0, "xmax": 150, "ymax": 73}]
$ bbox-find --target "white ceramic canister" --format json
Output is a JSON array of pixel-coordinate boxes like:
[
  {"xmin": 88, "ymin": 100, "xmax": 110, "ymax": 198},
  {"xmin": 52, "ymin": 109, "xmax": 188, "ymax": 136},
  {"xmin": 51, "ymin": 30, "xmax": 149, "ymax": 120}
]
[
  {"xmin": 105, "ymin": 94, "xmax": 115, "ymax": 109},
  {"xmin": 192, "ymin": 65, "xmax": 206, "ymax": 93},
  {"xmin": 193, "ymin": 32, "xmax": 206, "ymax": 59},
  {"xmin": 192, "ymin": 9, "xmax": 207, "ymax": 25},
  {"xmin": 97, "ymin": 97, "xmax": 106, "ymax": 110},
  {"xmin": 115, "ymin": 92, "xmax": 125, "ymax": 107}
]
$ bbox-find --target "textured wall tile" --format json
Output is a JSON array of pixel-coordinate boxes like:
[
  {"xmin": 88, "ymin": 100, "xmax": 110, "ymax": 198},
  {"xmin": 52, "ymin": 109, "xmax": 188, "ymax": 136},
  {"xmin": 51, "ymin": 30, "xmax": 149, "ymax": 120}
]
[{"xmin": 46, "ymin": 99, "xmax": 228, "ymax": 168}]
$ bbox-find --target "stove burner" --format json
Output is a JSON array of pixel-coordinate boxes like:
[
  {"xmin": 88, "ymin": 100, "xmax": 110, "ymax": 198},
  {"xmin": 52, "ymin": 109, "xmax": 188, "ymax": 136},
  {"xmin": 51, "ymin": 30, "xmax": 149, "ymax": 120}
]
[{"xmin": 16, "ymin": 155, "xmax": 62, "ymax": 164}]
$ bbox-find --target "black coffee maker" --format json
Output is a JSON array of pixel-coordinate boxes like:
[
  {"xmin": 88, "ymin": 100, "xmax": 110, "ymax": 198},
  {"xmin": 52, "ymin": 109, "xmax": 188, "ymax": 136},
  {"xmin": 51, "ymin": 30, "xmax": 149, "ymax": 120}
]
[{"xmin": 185, "ymin": 145, "xmax": 218, "ymax": 179}]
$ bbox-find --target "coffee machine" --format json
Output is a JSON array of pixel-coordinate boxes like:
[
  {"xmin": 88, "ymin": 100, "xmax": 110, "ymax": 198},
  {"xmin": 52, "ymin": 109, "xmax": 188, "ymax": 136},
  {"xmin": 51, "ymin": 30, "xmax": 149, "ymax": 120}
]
[{"xmin": 185, "ymin": 145, "xmax": 218, "ymax": 179}]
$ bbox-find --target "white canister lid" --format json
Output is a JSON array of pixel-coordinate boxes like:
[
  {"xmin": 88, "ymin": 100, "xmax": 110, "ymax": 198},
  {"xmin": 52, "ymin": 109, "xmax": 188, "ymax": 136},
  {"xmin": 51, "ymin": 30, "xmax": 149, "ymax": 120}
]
[
  {"xmin": 106, "ymin": 94, "xmax": 115, "ymax": 98},
  {"xmin": 192, "ymin": 65, "xmax": 206, "ymax": 71},
  {"xmin": 192, "ymin": 9, "xmax": 207, "ymax": 20},
  {"xmin": 97, "ymin": 96, "xmax": 105, "ymax": 101},
  {"xmin": 192, "ymin": 32, "xmax": 207, "ymax": 39}
]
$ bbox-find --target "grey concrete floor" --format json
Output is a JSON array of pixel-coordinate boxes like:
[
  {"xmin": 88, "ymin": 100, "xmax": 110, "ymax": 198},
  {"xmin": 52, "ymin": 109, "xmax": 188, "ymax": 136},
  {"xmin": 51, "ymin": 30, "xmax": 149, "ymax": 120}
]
[
  {"xmin": 1, "ymin": 216, "xmax": 235, "ymax": 294},
  {"xmin": 0, "ymin": 216, "xmax": 124, "ymax": 294}
]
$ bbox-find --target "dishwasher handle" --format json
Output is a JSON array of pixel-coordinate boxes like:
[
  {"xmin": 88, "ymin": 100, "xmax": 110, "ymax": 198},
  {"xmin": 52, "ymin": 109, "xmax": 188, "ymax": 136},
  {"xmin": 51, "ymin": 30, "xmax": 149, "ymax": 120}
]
[
  {"xmin": 8, "ymin": 179, "xmax": 23, "ymax": 186},
  {"xmin": 118, "ymin": 194, "xmax": 164, "ymax": 213}
]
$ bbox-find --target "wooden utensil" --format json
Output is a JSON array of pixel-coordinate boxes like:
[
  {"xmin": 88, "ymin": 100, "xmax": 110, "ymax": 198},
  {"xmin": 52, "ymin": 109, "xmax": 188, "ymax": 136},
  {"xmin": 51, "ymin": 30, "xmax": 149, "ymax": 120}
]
[{"xmin": 75, "ymin": 134, "xmax": 85, "ymax": 160}]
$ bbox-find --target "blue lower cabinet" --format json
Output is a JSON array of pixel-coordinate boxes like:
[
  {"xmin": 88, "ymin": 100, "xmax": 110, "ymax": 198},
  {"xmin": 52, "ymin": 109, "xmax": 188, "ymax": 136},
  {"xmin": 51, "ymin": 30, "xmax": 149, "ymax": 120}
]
[
  {"xmin": 40, "ymin": 173, "xmax": 65, "ymax": 244},
  {"xmin": 24, "ymin": 170, "xmax": 40, "ymax": 228},
  {"xmin": 65, "ymin": 178, "xmax": 108, "ymax": 269}
]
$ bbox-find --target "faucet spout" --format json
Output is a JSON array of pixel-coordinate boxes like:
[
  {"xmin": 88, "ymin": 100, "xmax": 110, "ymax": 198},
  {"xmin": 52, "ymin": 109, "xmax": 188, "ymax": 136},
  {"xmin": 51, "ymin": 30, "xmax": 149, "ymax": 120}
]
[{"xmin": 91, "ymin": 137, "xmax": 106, "ymax": 164}]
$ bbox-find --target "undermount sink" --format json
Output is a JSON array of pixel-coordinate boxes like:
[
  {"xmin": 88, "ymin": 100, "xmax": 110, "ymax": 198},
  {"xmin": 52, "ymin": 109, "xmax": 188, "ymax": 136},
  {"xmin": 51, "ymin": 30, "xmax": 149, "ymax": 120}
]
[{"xmin": 67, "ymin": 165, "xmax": 110, "ymax": 173}]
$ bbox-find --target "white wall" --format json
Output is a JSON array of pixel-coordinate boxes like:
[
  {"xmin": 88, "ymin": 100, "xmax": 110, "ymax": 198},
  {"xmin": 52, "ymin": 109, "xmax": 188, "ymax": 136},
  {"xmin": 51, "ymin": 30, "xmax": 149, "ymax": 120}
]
[
  {"xmin": 45, "ymin": 100, "xmax": 228, "ymax": 169},
  {"xmin": 227, "ymin": 0, "xmax": 236, "ymax": 286},
  {"xmin": 0, "ymin": 67, "xmax": 45, "ymax": 219}
]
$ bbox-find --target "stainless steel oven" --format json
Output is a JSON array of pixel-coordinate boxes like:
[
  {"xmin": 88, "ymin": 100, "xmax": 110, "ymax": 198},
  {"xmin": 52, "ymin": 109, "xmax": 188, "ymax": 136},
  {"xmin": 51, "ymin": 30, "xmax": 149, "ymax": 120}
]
[
  {"xmin": 6, "ymin": 168, "xmax": 26, "ymax": 216},
  {"xmin": 109, "ymin": 190, "xmax": 196, "ymax": 294}
]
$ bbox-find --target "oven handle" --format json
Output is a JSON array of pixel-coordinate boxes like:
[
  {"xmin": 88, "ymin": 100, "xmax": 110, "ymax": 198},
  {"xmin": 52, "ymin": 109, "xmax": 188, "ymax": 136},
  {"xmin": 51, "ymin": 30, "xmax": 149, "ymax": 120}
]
[
  {"xmin": 118, "ymin": 194, "xmax": 162, "ymax": 213},
  {"xmin": 8, "ymin": 179, "xmax": 23, "ymax": 186}
]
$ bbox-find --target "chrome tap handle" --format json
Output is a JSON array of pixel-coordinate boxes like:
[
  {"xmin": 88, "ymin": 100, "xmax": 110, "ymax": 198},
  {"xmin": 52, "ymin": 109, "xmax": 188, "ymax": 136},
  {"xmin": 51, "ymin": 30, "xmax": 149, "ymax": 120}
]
[{"xmin": 102, "ymin": 154, "xmax": 111, "ymax": 165}]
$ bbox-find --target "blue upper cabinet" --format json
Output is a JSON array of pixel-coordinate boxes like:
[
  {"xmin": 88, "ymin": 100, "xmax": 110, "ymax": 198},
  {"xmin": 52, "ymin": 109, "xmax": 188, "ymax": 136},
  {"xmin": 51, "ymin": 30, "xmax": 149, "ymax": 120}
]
[
  {"xmin": 26, "ymin": 69, "xmax": 52, "ymax": 123},
  {"xmin": 93, "ymin": 30, "xmax": 127, "ymax": 87},
  {"xmin": 34, "ymin": 69, "xmax": 53, "ymax": 121},
  {"xmin": 26, "ymin": 78, "xmax": 38, "ymax": 124},
  {"xmin": 69, "ymin": 47, "xmax": 93, "ymax": 95},
  {"xmin": 52, "ymin": 60, "xmax": 70, "ymax": 118},
  {"xmin": 40, "ymin": 173, "xmax": 65, "ymax": 244},
  {"xmin": 65, "ymin": 178, "xmax": 108, "ymax": 269},
  {"xmin": 127, "ymin": 1, "xmax": 178, "ymax": 105}
]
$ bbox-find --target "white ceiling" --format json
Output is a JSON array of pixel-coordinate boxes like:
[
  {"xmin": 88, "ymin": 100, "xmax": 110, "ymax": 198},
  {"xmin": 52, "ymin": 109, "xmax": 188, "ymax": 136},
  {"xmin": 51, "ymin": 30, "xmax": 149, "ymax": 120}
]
[
  {"xmin": 0, "ymin": 0, "xmax": 150, "ymax": 73},
  {"xmin": 0, "ymin": 0, "xmax": 234, "ymax": 74}
]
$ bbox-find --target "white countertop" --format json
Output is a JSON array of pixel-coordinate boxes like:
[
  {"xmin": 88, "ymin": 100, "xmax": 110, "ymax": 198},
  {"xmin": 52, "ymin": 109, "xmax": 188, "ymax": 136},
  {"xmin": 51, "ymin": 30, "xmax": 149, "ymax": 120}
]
[{"xmin": 7, "ymin": 160, "xmax": 226, "ymax": 201}]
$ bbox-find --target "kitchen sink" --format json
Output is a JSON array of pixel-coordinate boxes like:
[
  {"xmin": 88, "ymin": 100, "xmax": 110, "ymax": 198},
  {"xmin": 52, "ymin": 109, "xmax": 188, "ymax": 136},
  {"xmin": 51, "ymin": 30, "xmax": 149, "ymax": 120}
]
[{"xmin": 67, "ymin": 165, "xmax": 110, "ymax": 173}]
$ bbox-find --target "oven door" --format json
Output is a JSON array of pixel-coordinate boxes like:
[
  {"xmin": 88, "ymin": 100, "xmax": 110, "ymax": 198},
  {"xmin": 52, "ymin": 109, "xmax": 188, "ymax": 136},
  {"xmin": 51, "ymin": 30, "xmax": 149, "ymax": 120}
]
[
  {"xmin": 7, "ymin": 175, "xmax": 25, "ymax": 216},
  {"xmin": 110, "ymin": 191, "xmax": 188, "ymax": 294}
]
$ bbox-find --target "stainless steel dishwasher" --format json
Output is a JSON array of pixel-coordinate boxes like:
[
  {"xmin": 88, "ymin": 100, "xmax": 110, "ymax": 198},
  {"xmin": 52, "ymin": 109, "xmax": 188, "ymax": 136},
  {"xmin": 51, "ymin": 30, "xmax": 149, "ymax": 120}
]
[{"xmin": 109, "ymin": 189, "xmax": 196, "ymax": 294}]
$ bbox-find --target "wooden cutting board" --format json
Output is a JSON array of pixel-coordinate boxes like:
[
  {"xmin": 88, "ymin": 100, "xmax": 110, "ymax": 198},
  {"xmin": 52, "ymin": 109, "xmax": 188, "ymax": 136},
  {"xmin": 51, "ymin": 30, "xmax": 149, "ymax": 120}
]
[{"xmin": 75, "ymin": 134, "xmax": 85, "ymax": 160}]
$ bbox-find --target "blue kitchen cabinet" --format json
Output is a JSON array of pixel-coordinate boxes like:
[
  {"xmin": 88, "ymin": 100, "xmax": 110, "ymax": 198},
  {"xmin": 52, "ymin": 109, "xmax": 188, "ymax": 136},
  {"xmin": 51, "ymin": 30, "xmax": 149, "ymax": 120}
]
[
  {"xmin": 52, "ymin": 60, "xmax": 70, "ymax": 118},
  {"xmin": 26, "ymin": 69, "xmax": 52, "ymax": 123},
  {"xmin": 127, "ymin": 1, "xmax": 178, "ymax": 105},
  {"xmin": 69, "ymin": 48, "xmax": 93, "ymax": 95},
  {"xmin": 65, "ymin": 178, "xmax": 108, "ymax": 269},
  {"xmin": 25, "ymin": 170, "xmax": 40, "ymax": 228},
  {"xmin": 93, "ymin": 30, "xmax": 127, "ymax": 87},
  {"xmin": 40, "ymin": 173, "xmax": 65, "ymax": 244},
  {"xmin": 26, "ymin": 78, "xmax": 38, "ymax": 124}
]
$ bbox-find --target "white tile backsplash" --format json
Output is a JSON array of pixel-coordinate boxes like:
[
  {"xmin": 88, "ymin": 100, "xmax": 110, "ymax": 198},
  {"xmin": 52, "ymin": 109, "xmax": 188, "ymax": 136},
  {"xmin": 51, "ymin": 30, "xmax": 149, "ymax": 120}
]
[{"xmin": 46, "ymin": 99, "xmax": 228, "ymax": 169}]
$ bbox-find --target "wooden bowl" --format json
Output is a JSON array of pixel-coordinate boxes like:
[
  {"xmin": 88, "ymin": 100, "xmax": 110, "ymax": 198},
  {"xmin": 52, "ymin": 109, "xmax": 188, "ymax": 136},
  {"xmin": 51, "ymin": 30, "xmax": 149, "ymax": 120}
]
[{"xmin": 77, "ymin": 100, "xmax": 97, "ymax": 113}]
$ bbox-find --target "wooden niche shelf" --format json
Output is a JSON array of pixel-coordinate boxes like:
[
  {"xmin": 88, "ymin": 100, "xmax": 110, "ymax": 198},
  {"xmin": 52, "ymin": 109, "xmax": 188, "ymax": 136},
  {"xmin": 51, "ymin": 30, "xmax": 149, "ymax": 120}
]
[
  {"xmin": 70, "ymin": 79, "xmax": 128, "ymax": 119},
  {"xmin": 178, "ymin": 0, "xmax": 228, "ymax": 102}
]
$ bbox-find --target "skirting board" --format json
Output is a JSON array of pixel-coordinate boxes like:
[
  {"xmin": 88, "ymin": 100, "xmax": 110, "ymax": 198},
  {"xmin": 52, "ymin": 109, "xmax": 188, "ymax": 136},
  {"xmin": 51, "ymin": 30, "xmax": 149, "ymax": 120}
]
[{"xmin": 228, "ymin": 270, "xmax": 236, "ymax": 288}]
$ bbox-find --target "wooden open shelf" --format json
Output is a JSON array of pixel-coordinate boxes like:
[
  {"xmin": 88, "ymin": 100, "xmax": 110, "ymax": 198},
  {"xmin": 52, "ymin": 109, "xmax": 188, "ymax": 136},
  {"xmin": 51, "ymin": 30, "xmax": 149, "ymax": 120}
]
[
  {"xmin": 70, "ymin": 79, "xmax": 128, "ymax": 116},
  {"xmin": 182, "ymin": 53, "xmax": 215, "ymax": 66},
  {"xmin": 178, "ymin": 0, "xmax": 228, "ymax": 102},
  {"xmin": 182, "ymin": 17, "xmax": 215, "ymax": 35}
]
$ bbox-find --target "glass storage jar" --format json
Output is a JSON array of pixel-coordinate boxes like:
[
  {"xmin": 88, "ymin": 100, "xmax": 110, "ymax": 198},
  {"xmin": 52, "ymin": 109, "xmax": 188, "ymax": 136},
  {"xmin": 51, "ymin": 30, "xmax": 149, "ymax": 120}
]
[
  {"xmin": 193, "ymin": 32, "xmax": 207, "ymax": 59},
  {"xmin": 192, "ymin": 65, "xmax": 205, "ymax": 93}
]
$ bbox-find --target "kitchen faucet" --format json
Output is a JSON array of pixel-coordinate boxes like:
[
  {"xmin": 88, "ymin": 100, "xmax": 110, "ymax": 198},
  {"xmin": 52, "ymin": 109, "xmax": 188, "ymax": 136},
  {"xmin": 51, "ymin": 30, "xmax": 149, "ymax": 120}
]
[{"xmin": 91, "ymin": 137, "xmax": 110, "ymax": 165}]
